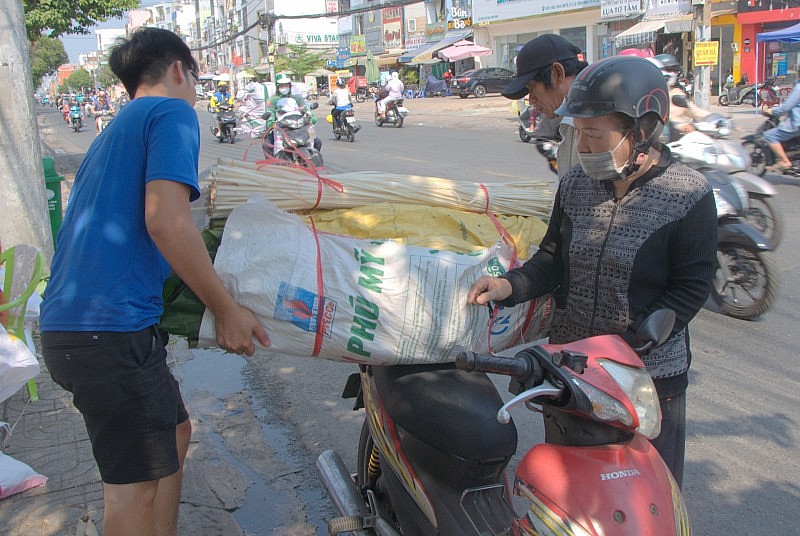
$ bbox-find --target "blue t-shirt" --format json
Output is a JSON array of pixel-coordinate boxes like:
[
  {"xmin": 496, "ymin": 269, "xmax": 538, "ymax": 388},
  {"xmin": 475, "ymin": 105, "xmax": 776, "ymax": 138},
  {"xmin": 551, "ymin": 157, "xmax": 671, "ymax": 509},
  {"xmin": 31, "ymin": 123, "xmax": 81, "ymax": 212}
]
[{"xmin": 40, "ymin": 97, "xmax": 201, "ymax": 332}]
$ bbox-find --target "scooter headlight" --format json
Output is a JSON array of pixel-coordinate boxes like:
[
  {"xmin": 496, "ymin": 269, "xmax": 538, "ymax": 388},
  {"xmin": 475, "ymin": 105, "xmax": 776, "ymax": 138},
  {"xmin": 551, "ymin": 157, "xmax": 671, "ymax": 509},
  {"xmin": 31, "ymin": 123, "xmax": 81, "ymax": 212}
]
[
  {"xmin": 598, "ymin": 360, "xmax": 661, "ymax": 439},
  {"xmin": 569, "ymin": 360, "xmax": 661, "ymax": 439}
]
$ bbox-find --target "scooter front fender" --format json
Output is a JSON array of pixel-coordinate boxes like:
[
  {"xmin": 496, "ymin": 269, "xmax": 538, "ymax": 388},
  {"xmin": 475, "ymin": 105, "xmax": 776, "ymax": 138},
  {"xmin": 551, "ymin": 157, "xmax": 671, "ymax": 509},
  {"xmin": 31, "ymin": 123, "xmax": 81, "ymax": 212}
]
[
  {"xmin": 730, "ymin": 171, "xmax": 778, "ymax": 196},
  {"xmin": 514, "ymin": 435, "xmax": 689, "ymax": 535},
  {"xmin": 718, "ymin": 220, "xmax": 772, "ymax": 251}
]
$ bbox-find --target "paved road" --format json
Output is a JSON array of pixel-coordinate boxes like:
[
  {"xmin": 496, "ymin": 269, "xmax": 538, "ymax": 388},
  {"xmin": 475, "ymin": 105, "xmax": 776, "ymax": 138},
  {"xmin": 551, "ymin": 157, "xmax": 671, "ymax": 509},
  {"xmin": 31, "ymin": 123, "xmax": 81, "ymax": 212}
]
[{"xmin": 36, "ymin": 99, "xmax": 800, "ymax": 535}]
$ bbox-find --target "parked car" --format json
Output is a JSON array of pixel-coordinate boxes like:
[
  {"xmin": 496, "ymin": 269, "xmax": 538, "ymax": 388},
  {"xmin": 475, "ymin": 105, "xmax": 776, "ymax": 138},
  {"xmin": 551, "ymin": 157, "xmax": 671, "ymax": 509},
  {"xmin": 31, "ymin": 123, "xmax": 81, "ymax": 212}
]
[{"xmin": 452, "ymin": 67, "xmax": 515, "ymax": 98}]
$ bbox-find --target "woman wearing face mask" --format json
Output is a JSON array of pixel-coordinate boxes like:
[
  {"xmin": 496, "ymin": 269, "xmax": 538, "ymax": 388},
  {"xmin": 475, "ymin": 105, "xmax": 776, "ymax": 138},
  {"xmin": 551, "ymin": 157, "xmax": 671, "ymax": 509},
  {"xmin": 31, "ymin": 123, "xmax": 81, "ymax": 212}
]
[{"xmin": 467, "ymin": 55, "xmax": 717, "ymax": 488}]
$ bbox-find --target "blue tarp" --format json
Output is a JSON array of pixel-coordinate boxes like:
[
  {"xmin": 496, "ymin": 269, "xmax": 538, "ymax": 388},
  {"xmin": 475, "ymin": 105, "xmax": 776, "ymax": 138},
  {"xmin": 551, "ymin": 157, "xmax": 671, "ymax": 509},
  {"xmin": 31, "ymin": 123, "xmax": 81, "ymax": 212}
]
[{"xmin": 756, "ymin": 22, "xmax": 800, "ymax": 43}]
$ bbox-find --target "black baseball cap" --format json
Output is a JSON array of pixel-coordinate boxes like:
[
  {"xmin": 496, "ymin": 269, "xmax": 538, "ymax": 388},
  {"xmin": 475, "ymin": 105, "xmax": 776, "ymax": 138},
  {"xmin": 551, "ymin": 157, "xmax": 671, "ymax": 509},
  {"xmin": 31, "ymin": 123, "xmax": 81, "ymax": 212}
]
[{"xmin": 502, "ymin": 34, "xmax": 583, "ymax": 100}]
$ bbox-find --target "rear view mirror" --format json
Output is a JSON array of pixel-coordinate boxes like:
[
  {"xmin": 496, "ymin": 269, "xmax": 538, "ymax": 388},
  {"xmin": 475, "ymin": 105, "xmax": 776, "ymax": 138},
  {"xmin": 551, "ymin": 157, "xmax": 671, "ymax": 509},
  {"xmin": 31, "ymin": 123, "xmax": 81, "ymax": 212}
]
[
  {"xmin": 671, "ymin": 94, "xmax": 689, "ymax": 108},
  {"xmin": 634, "ymin": 309, "xmax": 676, "ymax": 351}
]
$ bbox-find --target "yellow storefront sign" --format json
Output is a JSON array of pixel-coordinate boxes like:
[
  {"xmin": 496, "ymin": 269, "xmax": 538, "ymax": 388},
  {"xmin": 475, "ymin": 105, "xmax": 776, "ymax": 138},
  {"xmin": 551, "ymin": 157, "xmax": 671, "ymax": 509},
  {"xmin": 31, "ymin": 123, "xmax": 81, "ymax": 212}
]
[{"xmin": 694, "ymin": 41, "xmax": 719, "ymax": 66}]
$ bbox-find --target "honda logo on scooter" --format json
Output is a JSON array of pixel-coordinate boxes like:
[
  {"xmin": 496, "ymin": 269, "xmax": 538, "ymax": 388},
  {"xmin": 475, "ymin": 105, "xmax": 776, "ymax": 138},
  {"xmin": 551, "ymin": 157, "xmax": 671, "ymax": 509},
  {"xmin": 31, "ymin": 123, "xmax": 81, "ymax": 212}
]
[{"xmin": 600, "ymin": 469, "xmax": 641, "ymax": 481}]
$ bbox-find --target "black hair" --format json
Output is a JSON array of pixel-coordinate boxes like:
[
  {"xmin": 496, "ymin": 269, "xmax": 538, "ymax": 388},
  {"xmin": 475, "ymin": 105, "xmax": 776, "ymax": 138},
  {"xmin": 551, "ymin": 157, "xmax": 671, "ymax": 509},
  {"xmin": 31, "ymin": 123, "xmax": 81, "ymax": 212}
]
[
  {"xmin": 531, "ymin": 57, "xmax": 590, "ymax": 88},
  {"xmin": 109, "ymin": 27, "xmax": 198, "ymax": 98}
]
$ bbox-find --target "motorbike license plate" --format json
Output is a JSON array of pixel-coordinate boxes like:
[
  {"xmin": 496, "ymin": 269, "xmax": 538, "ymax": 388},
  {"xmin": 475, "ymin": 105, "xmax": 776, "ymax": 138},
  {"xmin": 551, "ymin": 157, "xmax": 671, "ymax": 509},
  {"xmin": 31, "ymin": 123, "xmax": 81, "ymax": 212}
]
[{"xmin": 346, "ymin": 116, "xmax": 356, "ymax": 123}]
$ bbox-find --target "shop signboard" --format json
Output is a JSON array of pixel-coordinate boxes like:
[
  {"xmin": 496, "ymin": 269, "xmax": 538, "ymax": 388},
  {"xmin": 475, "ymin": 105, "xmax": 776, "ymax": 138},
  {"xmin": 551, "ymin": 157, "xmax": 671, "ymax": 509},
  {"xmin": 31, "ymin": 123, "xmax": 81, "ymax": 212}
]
[
  {"xmin": 694, "ymin": 41, "xmax": 719, "ymax": 66},
  {"xmin": 473, "ymin": 0, "xmax": 600, "ymax": 24},
  {"xmin": 383, "ymin": 6, "xmax": 403, "ymax": 49},
  {"xmin": 772, "ymin": 52, "xmax": 787, "ymax": 77},
  {"xmin": 350, "ymin": 35, "xmax": 366, "ymax": 56},
  {"xmin": 600, "ymin": 0, "xmax": 644, "ymax": 20},
  {"xmin": 448, "ymin": 6, "xmax": 472, "ymax": 30}
]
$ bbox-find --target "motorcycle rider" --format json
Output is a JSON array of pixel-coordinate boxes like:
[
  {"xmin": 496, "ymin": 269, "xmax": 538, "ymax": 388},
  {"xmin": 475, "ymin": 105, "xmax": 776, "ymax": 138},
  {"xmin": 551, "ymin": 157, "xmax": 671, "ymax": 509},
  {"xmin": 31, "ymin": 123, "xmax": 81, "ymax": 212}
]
[
  {"xmin": 328, "ymin": 77, "xmax": 360, "ymax": 133},
  {"xmin": 468, "ymin": 55, "xmax": 717, "ymax": 488},
  {"xmin": 762, "ymin": 71, "xmax": 800, "ymax": 171},
  {"xmin": 501, "ymin": 34, "xmax": 589, "ymax": 178},
  {"xmin": 377, "ymin": 71, "xmax": 404, "ymax": 119},
  {"xmin": 263, "ymin": 73, "xmax": 321, "ymax": 156},
  {"xmin": 92, "ymin": 91, "xmax": 113, "ymax": 136},
  {"xmin": 653, "ymin": 53, "xmax": 709, "ymax": 137},
  {"xmin": 209, "ymin": 82, "xmax": 234, "ymax": 110}
]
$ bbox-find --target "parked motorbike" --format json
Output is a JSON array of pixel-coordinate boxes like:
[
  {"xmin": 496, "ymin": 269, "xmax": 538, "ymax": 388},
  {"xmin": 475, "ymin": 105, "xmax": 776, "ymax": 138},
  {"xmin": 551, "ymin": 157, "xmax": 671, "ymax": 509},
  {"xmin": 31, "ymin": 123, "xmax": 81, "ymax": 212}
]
[
  {"xmin": 331, "ymin": 104, "xmax": 359, "ymax": 142},
  {"xmin": 354, "ymin": 85, "xmax": 370, "ymax": 103},
  {"xmin": 704, "ymin": 168, "xmax": 778, "ymax": 319},
  {"xmin": 718, "ymin": 79, "xmax": 775, "ymax": 107},
  {"xmin": 318, "ymin": 309, "xmax": 689, "ymax": 535},
  {"xmin": 374, "ymin": 92, "xmax": 408, "ymax": 128},
  {"xmin": 516, "ymin": 104, "xmax": 540, "ymax": 142},
  {"xmin": 742, "ymin": 112, "xmax": 800, "ymax": 178},
  {"xmin": 669, "ymin": 95, "xmax": 783, "ymax": 248},
  {"xmin": 96, "ymin": 110, "xmax": 114, "ymax": 134},
  {"xmin": 263, "ymin": 98, "xmax": 323, "ymax": 168},
  {"xmin": 208, "ymin": 102, "xmax": 237, "ymax": 144},
  {"xmin": 69, "ymin": 105, "xmax": 83, "ymax": 132}
]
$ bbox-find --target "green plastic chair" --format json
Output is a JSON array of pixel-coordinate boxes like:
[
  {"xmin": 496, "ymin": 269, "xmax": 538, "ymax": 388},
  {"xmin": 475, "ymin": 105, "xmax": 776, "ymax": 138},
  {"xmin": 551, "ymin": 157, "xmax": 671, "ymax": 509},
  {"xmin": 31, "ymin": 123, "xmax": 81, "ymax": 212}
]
[{"xmin": 0, "ymin": 244, "xmax": 44, "ymax": 402}]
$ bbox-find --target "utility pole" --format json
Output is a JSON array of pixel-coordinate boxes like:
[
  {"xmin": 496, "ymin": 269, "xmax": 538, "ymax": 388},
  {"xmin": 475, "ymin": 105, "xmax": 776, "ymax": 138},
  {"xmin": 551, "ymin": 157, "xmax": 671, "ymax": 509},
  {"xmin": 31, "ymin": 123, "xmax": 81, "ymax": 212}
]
[
  {"xmin": 693, "ymin": 0, "xmax": 713, "ymax": 109},
  {"xmin": 0, "ymin": 0, "xmax": 54, "ymax": 265}
]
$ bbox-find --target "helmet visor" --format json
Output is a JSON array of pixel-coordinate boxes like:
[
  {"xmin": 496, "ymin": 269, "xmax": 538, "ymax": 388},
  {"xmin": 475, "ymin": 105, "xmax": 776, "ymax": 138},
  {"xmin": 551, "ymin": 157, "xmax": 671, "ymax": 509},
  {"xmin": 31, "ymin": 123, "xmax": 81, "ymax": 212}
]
[{"xmin": 556, "ymin": 99, "xmax": 617, "ymax": 118}]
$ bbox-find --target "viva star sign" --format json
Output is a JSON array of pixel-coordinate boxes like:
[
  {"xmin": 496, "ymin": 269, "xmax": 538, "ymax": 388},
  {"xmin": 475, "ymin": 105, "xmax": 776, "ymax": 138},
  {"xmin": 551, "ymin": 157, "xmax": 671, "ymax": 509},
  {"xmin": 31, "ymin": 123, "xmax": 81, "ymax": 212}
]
[{"xmin": 292, "ymin": 32, "xmax": 339, "ymax": 45}]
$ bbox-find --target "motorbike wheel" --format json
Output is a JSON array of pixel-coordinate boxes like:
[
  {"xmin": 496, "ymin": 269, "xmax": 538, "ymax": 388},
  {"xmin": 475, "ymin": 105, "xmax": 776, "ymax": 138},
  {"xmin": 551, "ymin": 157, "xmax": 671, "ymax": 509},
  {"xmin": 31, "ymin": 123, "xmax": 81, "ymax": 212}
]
[
  {"xmin": 711, "ymin": 244, "xmax": 778, "ymax": 320},
  {"xmin": 519, "ymin": 126, "xmax": 531, "ymax": 143},
  {"xmin": 346, "ymin": 125, "xmax": 355, "ymax": 142},
  {"xmin": 742, "ymin": 141, "xmax": 768, "ymax": 176},
  {"xmin": 718, "ymin": 94, "xmax": 729, "ymax": 106},
  {"xmin": 356, "ymin": 420, "xmax": 400, "ymax": 531},
  {"xmin": 375, "ymin": 113, "xmax": 384, "ymax": 127},
  {"xmin": 394, "ymin": 114, "xmax": 404, "ymax": 128},
  {"xmin": 746, "ymin": 194, "xmax": 783, "ymax": 249},
  {"xmin": 334, "ymin": 131, "xmax": 341, "ymax": 140},
  {"xmin": 355, "ymin": 90, "xmax": 366, "ymax": 103},
  {"xmin": 229, "ymin": 133, "xmax": 236, "ymax": 144}
]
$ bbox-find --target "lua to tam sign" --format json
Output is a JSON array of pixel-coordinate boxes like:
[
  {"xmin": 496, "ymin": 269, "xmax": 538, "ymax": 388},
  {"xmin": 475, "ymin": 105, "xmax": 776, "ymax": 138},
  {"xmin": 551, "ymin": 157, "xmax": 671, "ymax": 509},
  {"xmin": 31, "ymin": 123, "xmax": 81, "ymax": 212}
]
[{"xmin": 694, "ymin": 41, "xmax": 719, "ymax": 66}]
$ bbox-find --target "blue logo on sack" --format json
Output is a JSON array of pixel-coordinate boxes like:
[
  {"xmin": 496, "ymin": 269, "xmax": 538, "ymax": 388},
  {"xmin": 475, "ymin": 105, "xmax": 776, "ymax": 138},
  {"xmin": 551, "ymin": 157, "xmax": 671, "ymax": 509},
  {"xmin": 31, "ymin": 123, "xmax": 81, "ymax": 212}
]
[{"xmin": 274, "ymin": 282, "xmax": 335, "ymax": 337}]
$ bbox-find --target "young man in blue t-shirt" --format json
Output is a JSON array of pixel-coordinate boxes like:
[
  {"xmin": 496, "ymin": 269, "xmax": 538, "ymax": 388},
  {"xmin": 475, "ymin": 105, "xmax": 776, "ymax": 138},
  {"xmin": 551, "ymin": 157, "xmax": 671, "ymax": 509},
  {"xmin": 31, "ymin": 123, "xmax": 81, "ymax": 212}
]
[{"xmin": 39, "ymin": 28, "xmax": 270, "ymax": 536}]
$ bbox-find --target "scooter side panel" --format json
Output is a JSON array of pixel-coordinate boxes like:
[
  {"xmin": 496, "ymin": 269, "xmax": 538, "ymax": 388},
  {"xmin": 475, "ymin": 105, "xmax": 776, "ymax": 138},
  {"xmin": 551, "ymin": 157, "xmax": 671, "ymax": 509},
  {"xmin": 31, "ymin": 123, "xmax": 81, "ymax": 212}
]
[{"xmin": 514, "ymin": 436, "xmax": 688, "ymax": 536}]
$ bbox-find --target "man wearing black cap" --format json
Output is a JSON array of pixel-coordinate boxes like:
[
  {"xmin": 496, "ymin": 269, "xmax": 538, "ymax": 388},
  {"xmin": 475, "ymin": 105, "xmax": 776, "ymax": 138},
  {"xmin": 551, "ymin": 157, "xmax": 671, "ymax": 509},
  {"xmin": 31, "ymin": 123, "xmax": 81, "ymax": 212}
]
[{"xmin": 502, "ymin": 34, "xmax": 588, "ymax": 177}]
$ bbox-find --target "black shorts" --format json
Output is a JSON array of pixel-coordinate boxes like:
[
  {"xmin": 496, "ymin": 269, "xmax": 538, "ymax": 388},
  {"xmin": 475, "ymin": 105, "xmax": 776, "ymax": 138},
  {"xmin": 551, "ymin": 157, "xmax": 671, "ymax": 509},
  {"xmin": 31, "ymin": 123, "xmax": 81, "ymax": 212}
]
[{"xmin": 42, "ymin": 327, "xmax": 189, "ymax": 485}]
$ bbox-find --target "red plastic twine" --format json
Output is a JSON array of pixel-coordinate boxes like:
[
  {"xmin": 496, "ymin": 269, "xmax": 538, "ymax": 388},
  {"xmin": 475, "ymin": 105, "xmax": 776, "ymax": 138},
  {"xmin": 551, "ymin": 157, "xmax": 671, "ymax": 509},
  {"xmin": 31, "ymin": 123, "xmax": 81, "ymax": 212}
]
[
  {"xmin": 479, "ymin": 183, "xmax": 527, "ymax": 354},
  {"xmin": 307, "ymin": 216, "xmax": 326, "ymax": 357}
]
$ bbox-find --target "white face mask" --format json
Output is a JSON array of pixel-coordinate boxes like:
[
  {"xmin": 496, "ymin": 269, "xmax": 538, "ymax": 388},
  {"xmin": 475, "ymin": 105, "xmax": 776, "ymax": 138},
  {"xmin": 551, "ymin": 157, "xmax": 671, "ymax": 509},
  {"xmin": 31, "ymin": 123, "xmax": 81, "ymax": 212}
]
[
  {"xmin": 577, "ymin": 133, "xmax": 630, "ymax": 181},
  {"xmin": 278, "ymin": 85, "xmax": 291, "ymax": 96}
]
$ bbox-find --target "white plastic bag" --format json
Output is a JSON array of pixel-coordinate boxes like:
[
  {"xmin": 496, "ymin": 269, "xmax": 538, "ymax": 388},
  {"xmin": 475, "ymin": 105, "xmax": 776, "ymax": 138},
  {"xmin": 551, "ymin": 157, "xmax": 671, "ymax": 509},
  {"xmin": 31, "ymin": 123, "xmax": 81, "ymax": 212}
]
[
  {"xmin": 0, "ymin": 451, "xmax": 47, "ymax": 499},
  {"xmin": 0, "ymin": 326, "xmax": 40, "ymax": 404},
  {"xmin": 199, "ymin": 196, "xmax": 550, "ymax": 364}
]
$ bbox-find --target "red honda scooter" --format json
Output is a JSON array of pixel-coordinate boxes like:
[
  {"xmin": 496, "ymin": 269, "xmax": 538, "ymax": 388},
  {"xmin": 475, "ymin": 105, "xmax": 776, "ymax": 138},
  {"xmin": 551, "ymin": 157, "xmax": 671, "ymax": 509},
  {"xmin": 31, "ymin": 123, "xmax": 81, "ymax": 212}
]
[{"xmin": 317, "ymin": 309, "xmax": 690, "ymax": 535}]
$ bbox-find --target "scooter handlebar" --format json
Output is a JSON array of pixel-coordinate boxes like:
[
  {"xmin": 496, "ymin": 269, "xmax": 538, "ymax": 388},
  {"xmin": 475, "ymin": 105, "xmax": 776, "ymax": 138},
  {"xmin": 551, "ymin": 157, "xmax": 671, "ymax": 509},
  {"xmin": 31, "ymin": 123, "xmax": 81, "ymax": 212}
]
[{"xmin": 455, "ymin": 350, "xmax": 537, "ymax": 383}]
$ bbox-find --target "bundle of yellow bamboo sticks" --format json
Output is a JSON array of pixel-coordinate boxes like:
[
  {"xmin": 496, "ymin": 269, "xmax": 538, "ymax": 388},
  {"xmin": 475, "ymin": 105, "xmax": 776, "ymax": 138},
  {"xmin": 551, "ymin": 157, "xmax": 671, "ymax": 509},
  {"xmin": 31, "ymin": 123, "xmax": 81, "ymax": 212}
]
[{"xmin": 200, "ymin": 158, "xmax": 555, "ymax": 219}]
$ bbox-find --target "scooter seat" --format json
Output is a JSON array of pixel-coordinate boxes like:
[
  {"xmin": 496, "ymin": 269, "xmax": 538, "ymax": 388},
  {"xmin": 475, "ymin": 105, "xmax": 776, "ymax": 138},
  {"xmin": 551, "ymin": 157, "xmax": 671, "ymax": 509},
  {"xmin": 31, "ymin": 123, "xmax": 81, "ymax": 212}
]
[{"xmin": 371, "ymin": 363, "xmax": 518, "ymax": 462}]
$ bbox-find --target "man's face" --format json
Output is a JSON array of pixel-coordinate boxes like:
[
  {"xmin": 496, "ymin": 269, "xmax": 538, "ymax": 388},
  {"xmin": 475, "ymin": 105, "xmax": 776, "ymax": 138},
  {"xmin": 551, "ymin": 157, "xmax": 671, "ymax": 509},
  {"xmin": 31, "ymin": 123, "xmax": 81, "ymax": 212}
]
[{"xmin": 525, "ymin": 64, "xmax": 569, "ymax": 119}]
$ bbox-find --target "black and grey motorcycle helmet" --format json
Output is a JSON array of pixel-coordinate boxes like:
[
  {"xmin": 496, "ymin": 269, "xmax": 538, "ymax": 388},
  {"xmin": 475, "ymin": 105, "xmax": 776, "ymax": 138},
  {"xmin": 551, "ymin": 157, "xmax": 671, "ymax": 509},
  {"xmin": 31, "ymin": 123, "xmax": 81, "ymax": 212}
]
[{"xmin": 556, "ymin": 55, "xmax": 669, "ymax": 160}]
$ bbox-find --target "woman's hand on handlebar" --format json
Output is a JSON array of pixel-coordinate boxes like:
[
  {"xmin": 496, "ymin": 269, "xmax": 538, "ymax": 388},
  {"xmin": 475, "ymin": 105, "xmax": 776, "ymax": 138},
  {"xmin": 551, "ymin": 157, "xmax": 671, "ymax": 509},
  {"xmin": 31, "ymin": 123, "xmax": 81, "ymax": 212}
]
[{"xmin": 467, "ymin": 276, "xmax": 513, "ymax": 305}]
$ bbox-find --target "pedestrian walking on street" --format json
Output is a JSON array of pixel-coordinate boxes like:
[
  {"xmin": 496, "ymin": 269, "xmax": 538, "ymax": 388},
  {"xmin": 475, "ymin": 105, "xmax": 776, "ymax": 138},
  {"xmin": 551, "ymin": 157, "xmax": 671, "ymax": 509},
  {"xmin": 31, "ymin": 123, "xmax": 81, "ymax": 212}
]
[{"xmin": 38, "ymin": 27, "xmax": 269, "ymax": 536}]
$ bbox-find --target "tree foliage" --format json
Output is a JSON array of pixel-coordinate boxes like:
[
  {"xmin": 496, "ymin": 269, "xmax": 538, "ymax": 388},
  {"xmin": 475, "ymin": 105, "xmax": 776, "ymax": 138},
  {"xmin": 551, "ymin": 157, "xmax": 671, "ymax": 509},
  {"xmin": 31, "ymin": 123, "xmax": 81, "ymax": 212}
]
[
  {"xmin": 29, "ymin": 36, "xmax": 69, "ymax": 88},
  {"xmin": 274, "ymin": 44, "xmax": 327, "ymax": 80},
  {"xmin": 66, "ymin": 68, "xmax": 93, "ymax": 92},
  {"xmin": 95, "ymin": 64, "xmax": 119, "ymax": 88},
  {"xmin": 23, "ymin": 0, "xmax": 139, "ymax": 41}
]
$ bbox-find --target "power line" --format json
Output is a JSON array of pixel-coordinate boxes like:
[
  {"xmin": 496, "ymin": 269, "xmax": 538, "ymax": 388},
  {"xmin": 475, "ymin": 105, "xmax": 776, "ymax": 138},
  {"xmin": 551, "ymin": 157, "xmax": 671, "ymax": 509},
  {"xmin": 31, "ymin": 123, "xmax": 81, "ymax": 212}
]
[{"xmin": 191, "ymin": 0, "xmax": 424, "ymax": 51}]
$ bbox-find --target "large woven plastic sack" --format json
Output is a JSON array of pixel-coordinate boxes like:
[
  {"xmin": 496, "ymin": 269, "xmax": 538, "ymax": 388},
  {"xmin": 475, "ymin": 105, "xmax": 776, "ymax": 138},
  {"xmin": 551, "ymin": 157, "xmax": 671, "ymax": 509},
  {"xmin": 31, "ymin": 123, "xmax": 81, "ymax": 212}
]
[{"xmin": 199, "ymin": 196, "xmax": 550, "ymax": 364}]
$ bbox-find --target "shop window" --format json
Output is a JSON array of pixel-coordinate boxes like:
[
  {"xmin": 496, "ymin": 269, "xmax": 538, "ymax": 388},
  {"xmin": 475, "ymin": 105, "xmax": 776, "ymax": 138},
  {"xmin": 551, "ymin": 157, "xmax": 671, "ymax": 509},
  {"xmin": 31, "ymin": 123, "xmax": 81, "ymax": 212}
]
[{"xmin": 559, "ymin": 27, "xmax": 587, "ymax": 56}]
